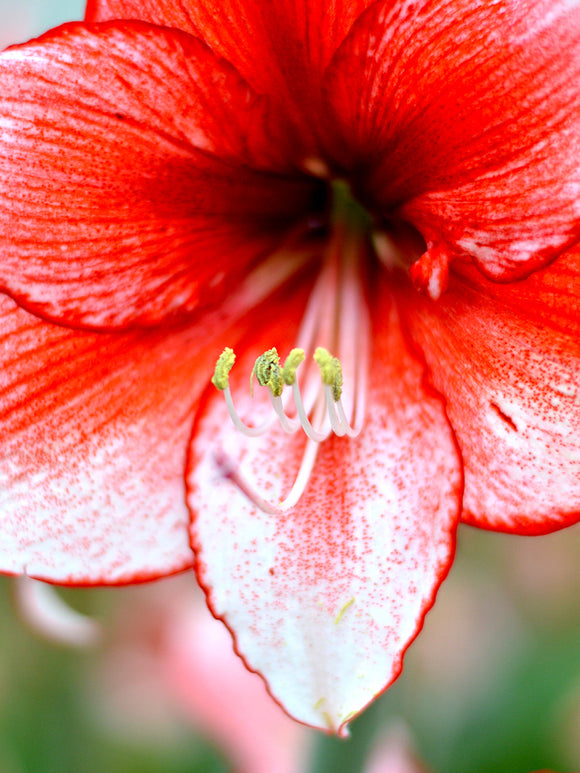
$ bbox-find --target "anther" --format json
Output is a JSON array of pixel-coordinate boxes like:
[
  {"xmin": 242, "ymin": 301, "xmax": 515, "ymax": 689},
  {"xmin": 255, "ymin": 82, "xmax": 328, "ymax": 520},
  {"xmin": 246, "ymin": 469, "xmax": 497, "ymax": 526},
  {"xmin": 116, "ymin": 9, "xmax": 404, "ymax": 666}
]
[
  {"xmin": 211, "ymin": 348, "xmax": 273, "ymax": 438},
  {"xmin": 282, "ymin": 348, "xmax": 305, "ymax": 385},
  {"xmin": 313, "ymin": 347, "xmax": 343, "ymax": 401},
  {"xmin": 252, "ymin": 348, "xmax": 284, "ymax": 397},
  {"xmin": 211, "ymin": 347, "xmax": 236, "ymax": 390},
  {"xmin": 213, "ymin": 344, "xmax": 360, "ymax": 443}
]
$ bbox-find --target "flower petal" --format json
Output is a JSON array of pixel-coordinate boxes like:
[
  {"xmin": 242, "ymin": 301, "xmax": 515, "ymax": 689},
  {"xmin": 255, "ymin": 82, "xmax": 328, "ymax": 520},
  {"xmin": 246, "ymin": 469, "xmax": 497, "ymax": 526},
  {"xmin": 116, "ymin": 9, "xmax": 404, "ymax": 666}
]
[
  {"xmin": 187, "ymin": 284, "xmax": 461, "ymax": 732},
  {"xmin": 0, "ymin": 22, "xmax": 315, "ymax": 328},
  {"xmin": 86, "ymin": 0, "xmax": 375, "ymax": 104},
  {"xmin": 397, "ymin": 246, "xmax": 580, "ymax": 534},
  {"xmin": 0, "ymin": 291, "xmax": 228, "ymax": 583},
  {"xmin": 323, "ymin": 0, "xmax": 580, "ymax": 281}
]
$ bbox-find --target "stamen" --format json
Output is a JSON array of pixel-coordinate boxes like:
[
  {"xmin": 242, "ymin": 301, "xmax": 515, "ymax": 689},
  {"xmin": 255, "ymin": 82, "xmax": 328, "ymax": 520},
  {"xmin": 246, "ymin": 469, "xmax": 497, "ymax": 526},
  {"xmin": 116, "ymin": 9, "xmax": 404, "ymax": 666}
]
[
  {"xmin": 291, "ymin": 381, "xmax": 329, "ymax": 443},
  {"xmin": 314, "ymin": 346, "xmax": 362, "ymax": 439},
  {"xmin": 335, "ymin": 222, "xmax": 370, "ymax": 435},
  {"xmin": 289, "ymin": 265, "xmax": 337, "ymax": 415},
  {"xmin": 252, "ymin": 349, "xmax": 301, "ymax": 433},
  {"xmin": 268, "ymin": 393, "xmax": 300, "ymax": 434},
  {"xmin": 324, "ymin": 385, "xmax": 347, "ymax": 437},
  {"xmin": 211, "ymin": 347, "xmax": 236, "ymax": 391},
  {"xmin": 212, "ymin": 347, "xmax": 273, "ymax": 437},
  {"xmin": 282, "ymin": 348, "xmax": 305, "ymax": 385},
  {"xmin": 210, "ymin": 191, "xmax": 372, "ymax": 515},
  {"xmin": 313, "ymin": 347, "xmax": 343, "ymax": 401},
  {"xmin": 223, "ymin": 387, "xmax": 273, "ymax": 437},
  {"xmin": 251, "ymin": 348, "xmax": 284, "ymax": 398}
]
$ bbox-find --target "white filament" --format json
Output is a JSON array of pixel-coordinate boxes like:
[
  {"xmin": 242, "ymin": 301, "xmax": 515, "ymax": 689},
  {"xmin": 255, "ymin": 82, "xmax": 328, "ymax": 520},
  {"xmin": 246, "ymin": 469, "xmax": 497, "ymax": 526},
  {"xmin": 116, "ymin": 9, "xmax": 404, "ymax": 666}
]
[{"xmin": 218, "ymin": 223, "xmax": 371, "ymax": 514}]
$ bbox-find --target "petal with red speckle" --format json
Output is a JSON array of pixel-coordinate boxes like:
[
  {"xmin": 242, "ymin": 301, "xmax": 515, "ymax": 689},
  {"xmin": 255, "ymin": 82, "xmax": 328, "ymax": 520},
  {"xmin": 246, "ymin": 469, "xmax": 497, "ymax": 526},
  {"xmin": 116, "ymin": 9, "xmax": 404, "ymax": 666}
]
[
  {"xmin": 187, "ymin": 285, "xmax": 462, "ymax": 732},
  {"xmin": 86, "ymin": 0, "xmax": 374, "ymax": 104},
  {"xmin": 0, "ymin": 293, "xmax": 219, "ymax": 583},
  {"xmin": 398, "ymin": 245, "xmax": 580, "ymax": 534}
]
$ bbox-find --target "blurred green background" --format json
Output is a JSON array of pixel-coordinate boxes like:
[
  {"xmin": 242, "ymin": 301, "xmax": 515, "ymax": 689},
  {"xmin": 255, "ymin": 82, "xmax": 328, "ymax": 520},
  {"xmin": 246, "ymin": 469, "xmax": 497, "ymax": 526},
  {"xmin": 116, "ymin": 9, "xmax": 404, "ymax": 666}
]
[{"xmin": 0, "ymin": 3, "xmax": 579, "ymax": 772}]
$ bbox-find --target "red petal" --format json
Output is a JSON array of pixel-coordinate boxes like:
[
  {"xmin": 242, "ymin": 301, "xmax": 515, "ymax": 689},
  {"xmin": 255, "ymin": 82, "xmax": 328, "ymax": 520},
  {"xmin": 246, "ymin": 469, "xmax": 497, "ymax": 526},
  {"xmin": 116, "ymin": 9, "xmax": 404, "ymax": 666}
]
[
  {"xmin": 86, "ymin": 0, "xmax": 374, "ymax": 108},
  {"xmin": 0, "ymin": 292, "xmax": 224, "ymax": 583},
  {"xmin": 187, "ymin": 283, "xmax": 461, "ymax": 732},
  {"xmin": 323, "ymin": 0, "xmax": 580, "ymax": 280},
  {"xmin": 397, "ymin": 245, "xmax": 580, "ymax": 534},
  {"xmin": 0, "ymin": 23, "xmax": 315, "ymax": 328}
]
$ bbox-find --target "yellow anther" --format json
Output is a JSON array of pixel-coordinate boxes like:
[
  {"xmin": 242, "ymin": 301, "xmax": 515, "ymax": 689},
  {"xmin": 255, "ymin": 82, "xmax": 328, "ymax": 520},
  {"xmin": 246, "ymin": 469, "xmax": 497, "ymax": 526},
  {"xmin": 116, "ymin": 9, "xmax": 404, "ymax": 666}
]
[
  {"xmin": 331, "ymin": 358, "xmax": 343, "ymax": 402},
  {"xmin": 282, "ymin": 348, "xmax": 305, "ymax": 385},
  {"xmin": 252, "ymin": 348, "xmax": 284, "ymax": 398},
  {"xmin": 313, "ymin": 347, "xmax": 334, "ymax": 384},
  {"xmin": 313, "ymin": 347, "xmax": 343, "ymax": 401},
  {"xmin": 211, "ymin": 347, "xmax": 236, "ymax": 391}
]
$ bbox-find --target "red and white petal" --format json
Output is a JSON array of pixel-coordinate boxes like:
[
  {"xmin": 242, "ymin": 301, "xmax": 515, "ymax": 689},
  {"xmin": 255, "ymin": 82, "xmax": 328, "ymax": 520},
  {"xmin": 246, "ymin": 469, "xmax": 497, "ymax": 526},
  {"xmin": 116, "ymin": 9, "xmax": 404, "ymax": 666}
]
[
  {"xmin": 86, "ymin": 0, "xmax": 374, "ymax": 106},
  {"xmin": 187, "ymin": 290, "xmax": 461, "ymax": 733},
  {"xmin": 0, "ymin": 23, "xmax": 314, "ymax": 328},
  {"xmin": 397, "ymin": 245, "xmax": 580, "ymax": 534},
  {"xmin": 0, "ymin": 292, "xmax": 229, "ymax": 584},
  {"xmin": 324, "ymin": 0, "xmax": 580, "ymax": 281}
]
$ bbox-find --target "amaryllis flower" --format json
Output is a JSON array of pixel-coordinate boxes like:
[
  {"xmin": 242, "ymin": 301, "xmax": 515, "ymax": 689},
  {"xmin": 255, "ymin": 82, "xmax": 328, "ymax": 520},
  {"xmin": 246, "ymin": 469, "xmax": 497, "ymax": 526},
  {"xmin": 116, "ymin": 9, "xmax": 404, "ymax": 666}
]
[{"xmin": 0, "ymin": 0, "xmax": 579, "ymax": 734}]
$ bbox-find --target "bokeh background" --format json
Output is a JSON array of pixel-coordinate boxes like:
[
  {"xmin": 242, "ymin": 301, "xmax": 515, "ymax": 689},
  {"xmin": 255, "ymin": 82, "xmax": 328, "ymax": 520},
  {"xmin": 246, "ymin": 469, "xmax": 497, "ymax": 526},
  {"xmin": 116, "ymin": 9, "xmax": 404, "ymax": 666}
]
[{"xmin": 1, "ymin": 3, "xmax": 579, "ymax": 771}]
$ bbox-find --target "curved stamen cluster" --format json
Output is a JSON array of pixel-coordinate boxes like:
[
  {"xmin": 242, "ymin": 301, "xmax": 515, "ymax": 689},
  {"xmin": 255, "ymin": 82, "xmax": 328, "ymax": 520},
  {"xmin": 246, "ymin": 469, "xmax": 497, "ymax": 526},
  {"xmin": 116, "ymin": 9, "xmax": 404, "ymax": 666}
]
[
  {"xmin": 213, "ymin": 345, "xmax": 359, "ymax": 445},
  {"xmin": 210, "ymin": 186, "xmax": 372, "ymax": 514},
  {"xmin": 210, "ymin": 260, "xmax": 369, "ymax": 514}
]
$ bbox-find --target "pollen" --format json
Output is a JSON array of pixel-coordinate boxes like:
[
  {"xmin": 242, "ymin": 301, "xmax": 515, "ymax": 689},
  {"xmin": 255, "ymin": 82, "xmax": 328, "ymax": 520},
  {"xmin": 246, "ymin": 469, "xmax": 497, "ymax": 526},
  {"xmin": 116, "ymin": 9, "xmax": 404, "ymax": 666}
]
[
  {"xmin": 314, "ymin": 347, "xmax": 343, "ymax": 401},
  {"xmin": 334, "ymin": 597, "xmax": 355, "ymax": 625},
  {"xmin": 251, "ymin": 348, "xmax": 284, "ymax": 397},
  {"xmin": 211, "ymin": 347, "xmax": 236, "ymax": 390},
  {"xmin": 282, "ymin": 348, "xmax": 305, "ymax": 385}
]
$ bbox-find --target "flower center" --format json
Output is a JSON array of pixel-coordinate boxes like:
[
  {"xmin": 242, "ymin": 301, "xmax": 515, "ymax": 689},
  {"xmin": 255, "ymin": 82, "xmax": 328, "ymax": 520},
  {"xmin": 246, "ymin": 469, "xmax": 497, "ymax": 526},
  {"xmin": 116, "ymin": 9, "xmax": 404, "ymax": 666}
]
[{"xmin": 211, "ymin": 179, "xmax": 372, "ymax": 513}]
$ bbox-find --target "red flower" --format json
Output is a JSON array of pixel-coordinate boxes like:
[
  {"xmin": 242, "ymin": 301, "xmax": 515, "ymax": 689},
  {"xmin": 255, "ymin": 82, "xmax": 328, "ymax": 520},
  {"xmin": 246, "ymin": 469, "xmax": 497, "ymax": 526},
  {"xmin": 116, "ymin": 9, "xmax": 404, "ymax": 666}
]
[{"xmin": 0, "ymin": 0, "xmax": 579, "ymax": 733}]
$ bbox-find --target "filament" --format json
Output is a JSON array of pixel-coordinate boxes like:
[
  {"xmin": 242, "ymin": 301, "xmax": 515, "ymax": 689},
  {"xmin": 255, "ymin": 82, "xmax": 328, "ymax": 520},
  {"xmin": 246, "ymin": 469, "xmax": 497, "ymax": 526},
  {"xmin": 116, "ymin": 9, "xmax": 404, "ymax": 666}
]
[{"xmin": 211, "ymin": 213, "xmax": 371, "ymax": 515}]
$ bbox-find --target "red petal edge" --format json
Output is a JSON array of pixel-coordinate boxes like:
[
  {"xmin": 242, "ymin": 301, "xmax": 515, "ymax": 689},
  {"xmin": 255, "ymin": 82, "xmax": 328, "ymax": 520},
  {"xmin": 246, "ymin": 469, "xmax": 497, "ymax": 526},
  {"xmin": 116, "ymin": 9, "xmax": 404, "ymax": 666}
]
[{"xmin": 0, "ymin": 293, "xmax": 213, "ymax": 583}]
